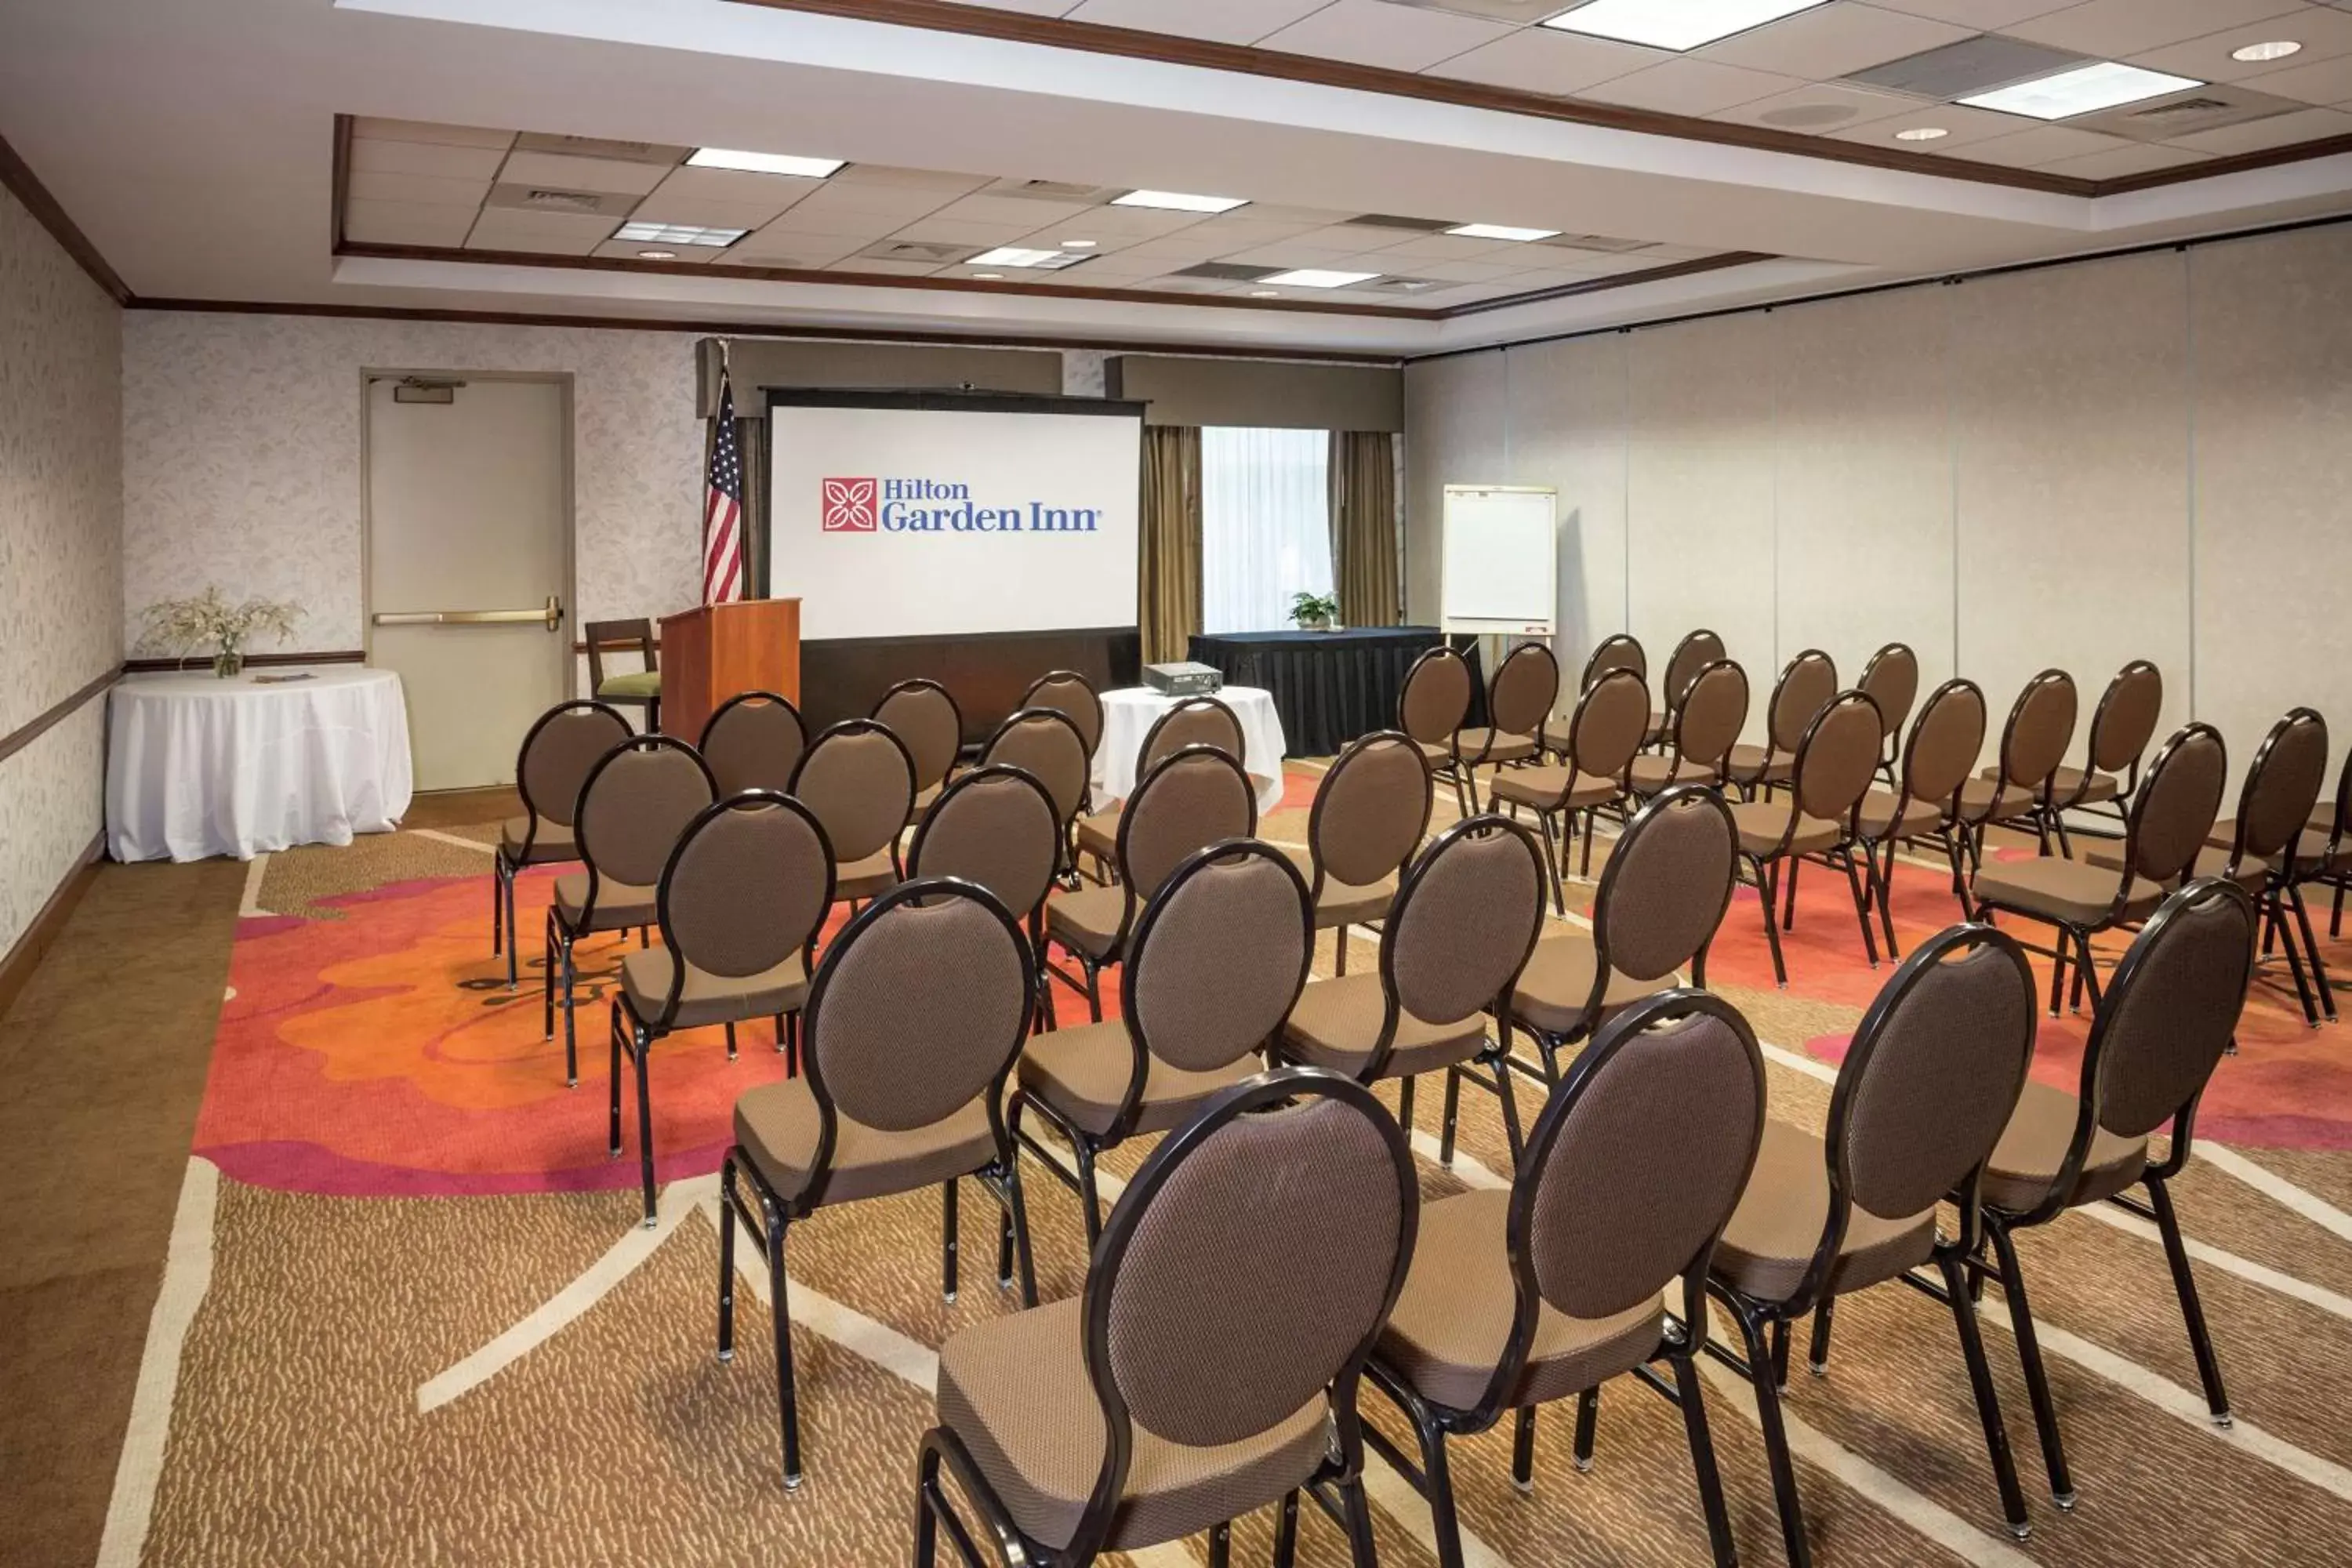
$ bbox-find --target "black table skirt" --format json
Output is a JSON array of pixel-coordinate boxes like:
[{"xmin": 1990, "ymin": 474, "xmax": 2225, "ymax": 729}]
[{"xmin": 1186, "ymin": 626, "xmax": 1485, "ymax": 758}]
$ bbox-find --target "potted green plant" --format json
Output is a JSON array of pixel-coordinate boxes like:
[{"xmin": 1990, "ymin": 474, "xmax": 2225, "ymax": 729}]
[
  {"xmin": 1290, "ymin": 591, "xmax": 1341, "ymax": 633},
  {"xmin": 139, "ymin": 586, "xmax": 303, "ymax": 678}
]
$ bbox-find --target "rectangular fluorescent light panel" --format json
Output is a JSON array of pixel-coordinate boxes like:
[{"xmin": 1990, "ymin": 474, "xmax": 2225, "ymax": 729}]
[
  {"xmin": 1446, "ymin": 223, "xmax": 1562, "ymax": 241},
  {"xmin": 1260, "ymin": 269, "xmax": 1380, "ymax": 289},
  {"xmin": 1112, "ymin": 190, "xmax": 1250, "ymax": 213},
  {"xmin": 1543, "ymin": 0, "xmax": 1832, "ymax": 53},
  {"xmin": 686, "ymin": 148, "xmax": 845, "ymax": 178},
  {"xmin": 1960, "ymin": 61, "xmax": 2201, "ymax": 120},
  {"xmin": 614, "ymin": 222, "xmax": 746, "ymax": 246},
  {"xmin": 968, "ymin": 246, "xmax": 1087, "ymax": 270}
]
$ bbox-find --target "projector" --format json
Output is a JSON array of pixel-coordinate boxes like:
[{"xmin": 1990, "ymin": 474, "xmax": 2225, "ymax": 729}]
[{"xmin": 1143, "ymin": 662, "xmax": 1223, "ymax": 697}]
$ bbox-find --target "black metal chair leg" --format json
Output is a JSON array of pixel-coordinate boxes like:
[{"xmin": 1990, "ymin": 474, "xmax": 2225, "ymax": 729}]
[
  {"xmin": 1492, "ymin": 1029, "xmax": 1528, "ymax": 1166},
  {"xmin": 1338, "ymin": 1473, "xmax": 1381, "ymax": 1568},
  {"xmin": 1414, "ymin": 1407, "xmax": 1466, "ymax": 1568},
  {"xmin": 1335, "ymin": 923, "xmax": 1349, "ymax": 976},
  {"xmin": 1755, "ymin": 857, "xmax": 1789, "ymax": 989},
  {"xmin": 717, "ymin": 1157, "xmax": 739, "ymax": 1361},
  {"xmin": 2287, "ymin": 882, "xmax": 2336, "ymax": 1022},
  {"xmin": 1807, "ymin": 1297, "xmax": 1835, "ymax": 1375},
  {"xmin": 941, "ymin": 1179, "xmax": 960, "ymax": 1304},
  {"xmin": 542, "ymin": 913, "xmax": 557, "ymax": 1040},
  {"xmin": 913, "ymin": 1441, "xmax": 941, "ymax": 1568},
  {"xmin": 1003, "ymin": 1163, "xmax": 1037, "ymax": 1308},
  {"xmin": 2143, "ymin": 1175, "xmax": 2232, "ymax": 1425},
  {"xmin": 1083, "ymin": 960, "xmax": 1104, "ymax": 1025},
  {"xmin": 633, "ymin": 1035, "xmax": 657, "ymax": 1227},
  {"xmin": 1782, "ymin": 854, "xmax": 1801, "ymax": 930},
  {"xmin": 2270, "ymin": 891, "xmax": 2320, "ymax": 1025},
  {"xmin": 1672, "ymin": 1352, "xmax": 1740, "ymax": 1568},
  {"xmin": 1984, "ymin": 1217, "xmax": 2075, "ymax": 1508},
  {"xmin": 1737, "ymin": 1304, "xmax": 1812, "ymax": 1568},
  {"xmin": 491, "ymin": 858, "xmax": 503, "ymax": 956},
  {"xmin": 1439, "ymin": 1065, "xmax": 1462, "ymax": 1167},
  {"xmin": 505, "ymin": 864, "xmax": 521, "ymax": 990},
  {"xmin": 1571, "ymin": 1388, "xmax": 1598, "ymax": 1472},
  {"xmin": 1207, "ymin": 1521, "xmax": 1231, "ymax": 1568},
  {"xmin": 561, "ymin": 933, "xmax": 580, "ymax": 1087},
  {"xmin": 2047, "ymin": 926, "xmax": 2070, "ymax": 1018},
  {"xmin": 724, "ymin": 1020, "xmax": 738, "ymax": 1062},
  {"xmin": 1272, "ymin": 1490, "xmax": 1301, "ymax": 1568},
  {"xmin": 1935, "ymin": 1247, "xmax": 2032, "ymax": 1539},
  {"xmin": 1537, "ymin": 808, "xmax": 1566, "ymax": 916},
  {"xmin": 1838, "ymin": 848, "xmax": 1879, "ymax": 967},
  {"xmin": 1397, "ymin": 1073, "xmax": 1415, "ymax": 1137},
  {"xmin": 1874, "ymin": 838, "xmax": 1901, "ymax": 958},
  {"xmin": 608, "ymin": 1007, "xmax": 626, "ymax": 1158},
  {"xmin": 1512, "ymin": 1405, "xmax": 1538, "ymax": 1488},
  {"xmin": 1075, "ymin": 1141, "xmax": 1104, "ymax": 1250},
  {"xmin": 769, "ymin": 1211, "xmax": 804, "ymax": 1489}
]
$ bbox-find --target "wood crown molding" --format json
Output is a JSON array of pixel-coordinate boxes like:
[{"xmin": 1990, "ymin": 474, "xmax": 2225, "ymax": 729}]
[
  {"xmin": 0, "ymin": 129, "xmax": 131, "ymax": 304},
  {"xmin": 726, "ymin": 0, "xmax": 2352, "ymax": 201}
]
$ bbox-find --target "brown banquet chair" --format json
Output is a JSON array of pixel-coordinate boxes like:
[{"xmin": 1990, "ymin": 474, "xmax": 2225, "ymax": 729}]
[
  {"xmin": 1857, "ymin": 641, "xmax": 1919, "ymax": 786},
  {"xmin": 1365, "ymin": 989, "xmax": 1767, "ymax": 1568},
  {"xmin": 1497, "ymin": 666, "xmax": 1648, "ymax": 898},
  {"xmin": 906, "ymin": 763, "xmax": 1065, "ymax": 1025},
  {"xmin": 698, "ymin": 689, "xmax": 805, "ymax": 796},
  {"xmin": 494, "ymin": 699, "xmax": 630, "ymax": 988},
  {"xmin": 2040, "ymin": 660, "xmax": 2163, "ymax": 848},
  {"xmin": 788, "ymin": 718, "xmax": 917, "ymax": 906},
  {"xmin": 873, "ymin": 677, "xmax": 964, "ymax": 819},
  {"xmin": 1956, "ymin": 669, "xmax": 2076, "ymax": 873},
  {"xmin": 1287, "ymin": 729, "xmax": 1435, "ymax": 974},
  {"xmin": 1399, "ymin": 643, "xmax": 1477, "ymax": 789},
  {"xmin": 1073, "ymin": 695, "xmax": 1243, "ymax": 881},
  {"xmin": 1575, "ymin": 631, "xmax": 1646, "ymax": 693},
  {"xmin": 1628, "ymin": 658, "xmax": 1747, "ymax": 799},
  {"xmin": 915, "ymin": 1069, "xmax": 1417, "ymax": 1568},
  {"xmin": 1855, "ymin": 677, "xmax": 1987, "ymax": 955},
  {"xmin": 1018, "ymin": 669, "xmax": 1104, "ymax": 773},
  {"xmin": 1446, "ymin": 641, "xmax": 1557, "ymax": 815},
  {"xmin": 1726, "ymin": 648, "xmax": 1836, "ymax": 800},
  {"xmin": 978, "ymin": 706, "xmax": 1092, "ymax": 884},
  {"xmin": 1708, "ymin": 923, "xmax": 2041, "ymax": 1565},
  {"xmin": 1647, "ymin": 628, "xmax": 1725, "ymax": 746},
  {"xmin": 609, "ymin": 791, "xmax": 833, "ymax": 1225},
  {"xmin": 720, "ymin": 876, "xmax": 1040, "ymax": 1490},
  {"xmin": 1730, "ymin": 689, "xmax": 1886, "ymax": 986}
]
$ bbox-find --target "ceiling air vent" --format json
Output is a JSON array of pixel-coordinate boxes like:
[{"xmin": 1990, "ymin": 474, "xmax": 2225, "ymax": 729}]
[
  {"xmin": 1175, "ymin": 262, "xmax": 1277, "ymax": 281},
  {"xmin": 2071, "ymin": 83, "xmax": 2302, "ymax": 143},
  {"xmin": 1374, "ymin": 0, "xmax": 1573, "ymax": 21},
  {"xmin": 511, "ymin": 132, "xmax": 687, "ymax": 164},
  {"xmin": 984, "ymin": 177, "xmax": 1125, "ymax": 203},
  {"xmin": 1539, "ymin": 233, "xmax": 1653, "ymax": 253},
  {"xmin": 521, "ymin": 189, "xmax": 605, "ymax": 213},
  {"xmin": 856, "ymin": 240, "xmax": 982, "ymax": 264},
  {"xmin": 1846, "ymin": 37, "xmax": 2085, "ymax": 100},
  {"xmin": 485, "ymin": 184, "xmax": 640, "ymax": 218},
  {"xmin": 1347, "ymin": 213, "xmax": 1454, "ymax": 231},
  {"xmin": 1365, "ymin": 276, "xmax": 1445, "ymax": 294}
]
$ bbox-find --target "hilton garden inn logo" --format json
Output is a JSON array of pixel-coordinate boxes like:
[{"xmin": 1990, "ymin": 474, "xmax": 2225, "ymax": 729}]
[{"xmin": 822, "ymin": 477, "xmax": 1101, "ymax": 534}]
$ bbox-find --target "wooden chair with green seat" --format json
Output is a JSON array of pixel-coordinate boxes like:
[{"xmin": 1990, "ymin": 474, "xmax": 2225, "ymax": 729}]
[{"xmin": 583, "ymin": 618, "xmax": 662, "ymax": 732}]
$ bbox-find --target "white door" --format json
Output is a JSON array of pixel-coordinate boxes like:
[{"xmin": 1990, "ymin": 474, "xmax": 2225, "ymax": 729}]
[{"xmin": 365, "ymin": 375, "xmax": 571, "ymax": 792}]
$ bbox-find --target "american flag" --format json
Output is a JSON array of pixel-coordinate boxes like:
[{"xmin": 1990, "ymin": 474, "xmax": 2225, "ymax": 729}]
[{"xmin": 702, "ymin": 371, "xmax": 745, "ymax": 604}]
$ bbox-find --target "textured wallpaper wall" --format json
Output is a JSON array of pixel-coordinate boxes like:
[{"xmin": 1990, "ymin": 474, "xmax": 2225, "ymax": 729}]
[{"xmin": 0, "ymin": 183, "xmax": 122, "ymax": 955}]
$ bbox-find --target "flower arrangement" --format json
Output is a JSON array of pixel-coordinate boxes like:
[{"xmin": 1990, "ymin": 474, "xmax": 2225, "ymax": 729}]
[
  {"xmin": 139, "ymin": 586, "xmax": 303, "ymax": 678},
  {"xmin": 1290, "ymin": 590, "xmax": 1341, "ymax": 632}
]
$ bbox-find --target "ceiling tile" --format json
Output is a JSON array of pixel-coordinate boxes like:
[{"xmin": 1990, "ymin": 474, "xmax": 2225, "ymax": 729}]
[
  {"xmin": 350, "ymin": 137, "xmax": 506, "ymax": 181},
  {"xmin": 1372, "ymin": 233, "xmax": 1522, "ymax": 260},
  {"xmin": 1009, "ymin": 224, "xmax": 1147, "ymax": 254},
  {"xmin": 940, "ymin": 0, "xmax": 1082, "ymax": 13},
  {"xmin": 1214, "ymin": 242, "xmax": 1361, "ymax": 267},
  {"xmin": 464, "ymin": 211, "xmax": 615, "ymax": 254},
  {"xmin": 923, "ymin": 192, "xmax": 1098, "ymax": 224},
  {"xmin": 2163, "ymin": 101, "xmax": 2352, "ymax": 151},
  {"xmin": 645, "ymin": 165, "xmax": 829, "ymax": 212},
  {"xmin": 831, "ymin": 258, "xmax": 952, "ymax": 275},
  {"xmin": 1061, "ymin": 249, "xmax": 1168, "ymax": 276},
  {"xmin": 888, "ymin": 217, "xmax": 1042, "ymax": 245},
  {"xmin": 1575, "ymin": 58, "xmax": 1806, "ymax": 115},
  {"xmin": 627, "ymin": 194, "xmax": 801, "ymax": 230},
  {"xmin": 1710, "ymin": 80, "xmax": 1929, "ymax": 133},
  {"xmin": 347, "ymin": 169, "xmax": 488, "ymax": 208},
  {"xmin": 1697, "ymin": 2, "xmax": 1976, "ymax": 78},
  {"xmin": 1824, "ymin": 99, "xmax": 2048, "ymax": 145},
  {"xmin": 1047, "ymin": 204, "xmax": 1214, "ymax": 238},
  {"xmin": 1254, "ymin": 0, "xmax": 1519, "ymax": 71},
  {"xmin": 782, "ymin": 184, "xmax": 961, "ymax": 220},
  {"xmin": 2002, "ymin": 0, "xmax": 2314, "ymax": 60},
  {"xmin": 591, "ymin": 240, "xmax": 719, "ymax": 263},
  {"xmin": 1410, "ymin": 256, "xmax": 1523, "ymax": 281},
  {"xmin": 1290, "ymin": 220, "xmax": 1443, "ymax": 248},
  {"xmin": 1946, "ymin": 123, "xmax": 2129, "ymax": 163},
  {"xmin": 2033, "ymin": 141, "xmax": 2214, "ymax": 176},
  {"xmin": 829, "ymin": 165, "xmax": 996, "ymax": 194},
  {"xmin": 1421, "ymin": 28, "xmax": 1671, "ymax": 94},
  {"xmin": 760, "ymin": 207, "xmax": 904, "ymax": 241},
  {"xmin": 1860, "ymin": 0, "xmax": 2075, "ymax": 27},
  {"xmin": 1062, "ymin": 0, "xmax": 1333, "ymax": 43},
  {"xmin": 2240, "ymin": 49, "xmax": 2352, "ymax": 103},
  {"xmin": 2127, "ymin": 7, "xmax": 2352, "ymax": 82},
  {"xmin": 721, "ymin": 234, "xmax": 866, "ymax": 267},
  {"xmin": 497, "ymin": 150, "xmax": 670, "ymax": 197},
  {"xmin": 348, "ymin": 118, "xmax": 514, "ymax": 150},
  {"xmin": 341, "ymin": 199, "xmax": 477, "ymax": 247}
]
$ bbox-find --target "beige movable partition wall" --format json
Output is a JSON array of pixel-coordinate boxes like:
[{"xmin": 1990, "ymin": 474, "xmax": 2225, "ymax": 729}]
[{"xmin": 1504, "ymin": 333, "xmax": 1629, "ymax": 678}]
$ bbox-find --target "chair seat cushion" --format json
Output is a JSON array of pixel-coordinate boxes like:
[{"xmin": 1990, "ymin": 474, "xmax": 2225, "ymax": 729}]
[
  {"xmin": 1281, "ymin": 973, "xmax": 1486, "ymax": 1080},
  {"xmin": 619, "ymin": 947, "xmax": 808, "ymax": 1030},
  {"xmin": 1728, "ymin": 799, "xmax": 1842, "ymax": 858},
  {"xmin": 1377, "ymin": 1189, "xmax": 1666, "ymax": 1413},
  {"xmin": 1414, "ymin": 738, "xmax": 1452, "ymax": 768},
  {"xmin": 596, "ymin": 670, "xmax": 662, "ymax": 700},
  {"xmin": 1046, "ymin": 885, "xmax": 1128, "ymax": 959},
  {"xmin": 837, "ymin": 849, "xmax": 901, "ymax": 902},
  {"xmin": 1016, "ymin": 1020, "xmax": 1261, "ymax": 1138},
  {"xmin": 553, "ymin": 872, "xmax": 655, "ymax": 933},
  {"xmin": 1488, "ymin": 765, "xmax": 1620, "ymax": 813},
  {"xmin": 937, "ymin": 1297, "xmax": 1330, "ymax": 1552},
  {"xmin": 1726, "ymin": 742, "xmax": 1795, "ymax": 786},
  {"xmin": 1628, "ymin": 755, "xmax": 1716, "ymax": 794},
  {"xmin": 1979, "ymin": 763, "xmax": 2118, "ymax": 807},
  {"xmin": 2088, "ymin": 842, "xmax": 2268, "ymax": 891},
  {"xmin": 1958, "ymin": 776, "xmax": 2037, "ymax": 822},
  {"xmin": 1973, "ymin": 856, "xmax": 2164, "ymax": 926},
  {"xmin": 1074, "ymin": 809, "xmax": 1120, "ymax": 863},
  {"xmin": 1506, "ymin": 932, "xmax": 1671, "ymax": 1041},
  {"xmin": 1714, "ymin": 1121, "xmax": 1935, "ymax": 1306},
  {"xmin": 499, "ymin": 815, "xmax": 575, "ymax": 864},
  {"xmin": 1981, "ymin": 1079, "xmax": 2147, "ymax": 1214},
  {"xmin": 1277, "ymin": 847, "xmax": 1396, "ymax": 928},
  {"xmin": 1857, "ymin": 791, "xmax": 1942, "ymax": 841},
  {"xmin": 1457, "ymin": 728, "xmax": 1537, "ymax": 764},
  {"xmin": 733, "ymin": 1077, "xmax": 996, "ymax": 1207}
]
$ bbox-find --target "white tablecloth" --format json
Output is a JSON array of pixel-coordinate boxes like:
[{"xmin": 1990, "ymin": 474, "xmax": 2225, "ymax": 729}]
[
  {"xmin": 107, "ymin": 668, "xmax": 416, "ymax": 862},
  {"xmin": 1093, "ymin": 684, "xmax": 1288, "ymax": 817}
]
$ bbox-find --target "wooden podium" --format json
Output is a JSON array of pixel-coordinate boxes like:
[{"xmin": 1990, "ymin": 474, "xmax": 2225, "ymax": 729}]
[{"xmin": 658, "ymin": 598, "xmax": 800, "ymax": 743}]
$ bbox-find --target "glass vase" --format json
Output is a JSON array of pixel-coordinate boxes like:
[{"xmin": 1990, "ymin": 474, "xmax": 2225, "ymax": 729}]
[{"xmin": 213, "ymin": 647, "xmax": 245, "ymax": 679}]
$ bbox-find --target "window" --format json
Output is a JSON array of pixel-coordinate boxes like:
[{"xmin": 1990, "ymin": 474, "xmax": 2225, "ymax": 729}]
[{"xmin": 1200, "ymin": 426, "xmax": 1332, "ymax": 634}]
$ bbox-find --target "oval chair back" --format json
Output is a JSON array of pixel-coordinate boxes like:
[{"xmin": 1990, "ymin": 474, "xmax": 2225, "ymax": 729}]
[
  {"xmin": 1566, "ymin": 668, "xmax": 1650, "ymax": 786},
  {"xmin": 873, "ymin": 678, "xmax": 964, "ymax": 801},
  {"xmin": 1116, "ymin": 745, "xmax": 1260, "ymax": 905},
  {"xmin": 1767, "ymin": 651, "xmax": 1840, "ymax": 758},
  {"xmin": 2084, "ymin": 879, "xmax": 2259, "ymax": 1154},
  {"xmin": 1021, "ymin": 670, "xmax": 1104, "ymax": 760},
  {"xmin": 1483, "ymin": 991, "xmax": 1766, "ymax": 1413},
  {"xmin": 572, "ymin": 735, "xmax": 718, "ymax": 926},
  {"xmin": 648, "ymin": 792, "xmax": 835, "ymax": 1031},
  {"xmin": 1592, "ymin": 785, "xmax": 1738, "ymax": 989},
  {"xmin": 1899, "ymin": 680, "xmax": 1988, "ymax": 823},
  {"xmin": 1399, "ymin": 644, "xmax": 1474, "ymax": 754},
  {"xmin": 1858, "ymin": 644, "xmax": 1920, "ymax": 771},
  {"xmin": 1061, "ymin": 1068, "xmax": 1417, "ymax": 1563},
  {"xmin": 1793, "ymin": 691, "xmax": 1884, "ymax": 837},
  {"xmin": 1307, "ymin": 731, "xmax": 1435, "ymax": 898},
  {"xmin": 516, "ymin": 700, "xmax": 633, "ymax": 838},
  {"xmin": 789, "ymin": 719, "xmax": 918, "ymax": 877},
  {"xmin": 1140, "ymin": 696, "xmax": 1243, "ymax": 775},
  {"xmin": 1484, "ymin": 641, "xmax": 1560, "ymax": 746},
  {"xmin": 2119, "ymin": 724, "xmax": 2228, "ymax": 888},
  {"xmin": 1672, "ymin": 660, "xmax": 1749, "ymax": 781},
  {"xmin": 1997, "ymin": 670, "xmax": 2079, "ymax": 806},
  {"xmin": 980, "ymin": 706, "xmax": 1091, "ymax": 835},
  {"xmin": 1581, "ymin": 633, "xmax": 1646, "ymax": 692},
  {"xmin": 906, "ymin": 764, "xmax": 1063, "ymax": 925},
  {"xmin": 1363, "ymin": 815, "xmax": 1546, "ymax": 1083},
  {"xmin": 2229, "ymin": 708, "xmax": 2330, "ymax": 871},
  {"xmin": 2082, "ymin": 662, "xmax": 2164, "ymax": 800},
  {"xmin": 699, "ymin": 691, "xmax": 806, "ymax": 796},
  {"xmin": 1662, "ymin": 630, "xmax": 1727, "ymax": 717}
]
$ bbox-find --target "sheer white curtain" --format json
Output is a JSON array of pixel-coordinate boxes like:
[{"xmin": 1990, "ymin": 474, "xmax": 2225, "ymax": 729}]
[{"xmin": 1200, "ymin": 426, "xmax": 1333, "ymax": 634}]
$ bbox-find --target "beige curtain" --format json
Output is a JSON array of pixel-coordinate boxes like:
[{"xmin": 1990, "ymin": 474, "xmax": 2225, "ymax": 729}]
[
  {"xmin": 1329, "ymin": 430, "xmax": 1400, "ymax": 628},
  {"xmin": 1139, "ymin": 425, "xmax": 1203, "ymax": 664}
]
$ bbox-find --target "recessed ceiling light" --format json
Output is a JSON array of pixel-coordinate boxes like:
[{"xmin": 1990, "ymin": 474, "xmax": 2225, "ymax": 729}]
[
  {"xmin": 1893, "ymin": 126, "xmax": 1949, "ymax": 142},
  {"xmin": 1542, "ymin": 0, "xmax": 1832, "ymax": 53},
  {"xmin": 1112, "ymin": 190, "xmax": 1250, "ymax": 214},
  {"xmin": 614, "ymin": 222, "xmax": 746, "ymax": 246},
  {"xmin": 1960, "ymin": 61, "xmax": 2201, "ymax": 121},
  {"xmin": 968, "ymin": 246, "xmax": 1088, "ymax": 270},
  {"xmin": 2231, "ymin": 40, "xmax": 2302, "ymax": 64},
  {"xmin": 686, "ymin": 148, "xmax": 845, "ymax": 178},
  {"xmin": 636, "ymin": 249, "xmax": 678, "ymax": 260},
  {"xmin": 1445, "ymin": 223, "xmax": 1562, "ymax": 241},
  {"xmin": 1062, "ymin": 238, "xmax": 1098, "ymax": 248},
  {"xmin": 1260, "ymin": 269, "xmax": 1379, "ymax": 289}
]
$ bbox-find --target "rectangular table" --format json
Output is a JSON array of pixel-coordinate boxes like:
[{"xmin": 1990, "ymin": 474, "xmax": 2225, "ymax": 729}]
[{"xmin": 1186, "ymin": 626, "xmax": 1484, "ymax": 757}]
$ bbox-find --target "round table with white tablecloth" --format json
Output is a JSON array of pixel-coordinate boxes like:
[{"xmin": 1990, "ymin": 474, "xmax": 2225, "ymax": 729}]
[
  {"xmin": 1091, "ymin": 684, "xmax": 1289, "ymax": 817},
  {"xmin": 106, "ymin": 668, "xmax": 416, "ymax": 862}
]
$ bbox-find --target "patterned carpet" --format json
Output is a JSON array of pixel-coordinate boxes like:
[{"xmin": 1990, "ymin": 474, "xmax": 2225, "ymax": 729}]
[{"xmin": 78, "ymin": 764, "xmax": 2352, "ymax": 1566}]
